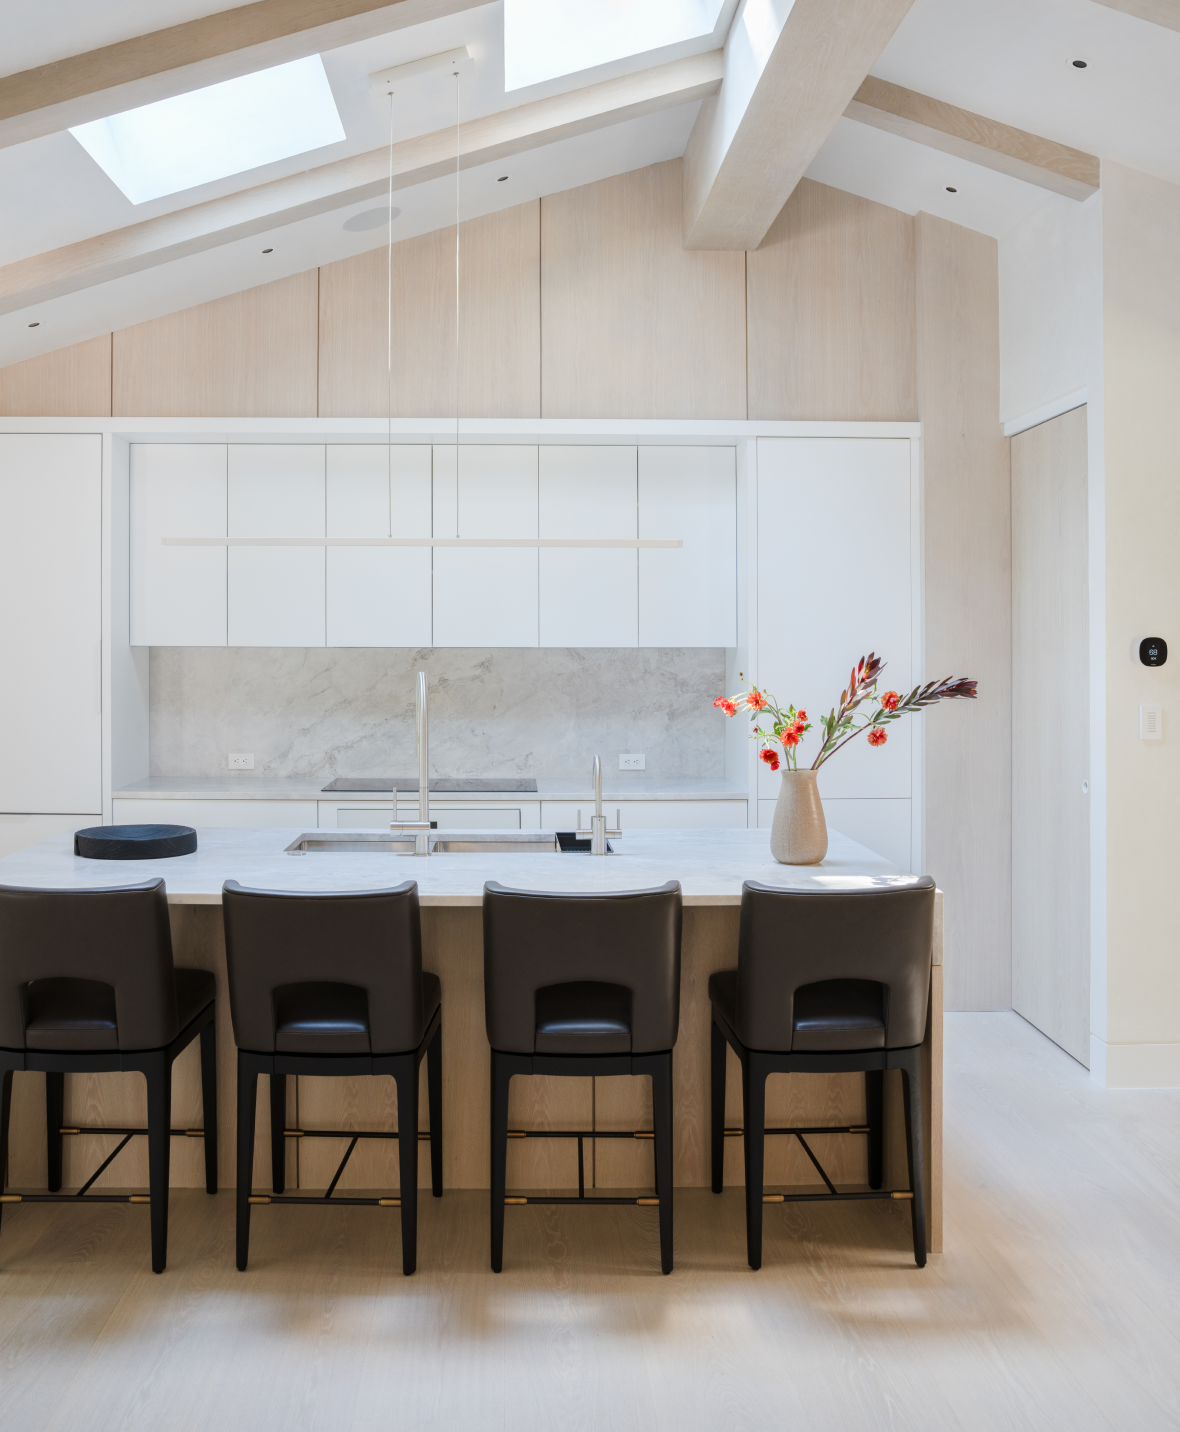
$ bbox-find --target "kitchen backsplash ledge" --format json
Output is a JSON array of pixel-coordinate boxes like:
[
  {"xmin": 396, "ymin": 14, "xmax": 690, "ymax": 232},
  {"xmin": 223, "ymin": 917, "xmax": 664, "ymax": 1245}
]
[{"xmin": 149, "ymin": 647, "xmax": 726, "ymax": 780}]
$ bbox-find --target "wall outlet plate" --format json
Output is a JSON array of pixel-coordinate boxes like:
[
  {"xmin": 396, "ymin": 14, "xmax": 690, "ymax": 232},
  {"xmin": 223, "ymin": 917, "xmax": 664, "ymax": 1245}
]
[
  {"xmin": 228, "ymin": 752, "xmax": 255, "ymax": 769},
  {"xmin": 619, "ymin": 753, "xmax": 645, "ymax": 771}
]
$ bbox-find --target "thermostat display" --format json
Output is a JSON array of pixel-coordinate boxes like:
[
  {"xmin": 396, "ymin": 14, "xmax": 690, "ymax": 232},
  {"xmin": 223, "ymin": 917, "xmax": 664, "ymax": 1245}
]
[{"xmin": 1140, "ymin": 637, "xmax": 1167, "ymax": 667}]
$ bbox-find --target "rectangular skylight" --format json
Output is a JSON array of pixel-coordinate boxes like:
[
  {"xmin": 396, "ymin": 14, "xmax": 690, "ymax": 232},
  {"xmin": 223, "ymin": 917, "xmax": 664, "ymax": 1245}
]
[
  {"xmin": 69, "ymin": 55, "xmax": 345, "ymax": 205},
  {"xmin": 504, "ymin": 0, "xmax": 727, "ymax": 90}
]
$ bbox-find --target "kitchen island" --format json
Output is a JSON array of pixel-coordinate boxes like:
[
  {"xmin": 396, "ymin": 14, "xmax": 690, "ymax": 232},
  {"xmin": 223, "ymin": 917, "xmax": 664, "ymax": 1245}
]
[{"xmin": 0, "ymin": 827, "xmax": 943, "ymax": 1252}]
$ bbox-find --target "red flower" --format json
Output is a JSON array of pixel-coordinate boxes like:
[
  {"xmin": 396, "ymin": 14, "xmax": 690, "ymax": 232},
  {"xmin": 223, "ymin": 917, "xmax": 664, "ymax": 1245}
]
[
  {"xmin": 881, "ymin": 691, "xmax": 899, "ymax": 712},
  {"xmin": 797, "ymin": 710, "xmax": 807, "ymax": 721},
  {"xmin": 746, "ymin": 689, "xmax": 768, "ymax": 712},
  {"xmin": 759, "ymin": 747, "xmax": 780, "ymax": 771},
  {"xmin": 867, "ymin": 727, "xmax": 888, "ymax": 747},
  {"xmin": 781, "ymin": 728, "xmax": 800, "ymax": 748},
  {"xmin": 713, "ymin": 697, "xmax": 737, "ymax": 716}
]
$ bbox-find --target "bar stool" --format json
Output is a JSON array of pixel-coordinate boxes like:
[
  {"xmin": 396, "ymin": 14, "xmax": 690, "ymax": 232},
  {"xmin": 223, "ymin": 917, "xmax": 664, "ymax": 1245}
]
[
  {"xmin": 709, "ymin": 878, "xmax": 936, "ymax": 1269},
  {"xmin": 0, "ymin": 879, "xmax": 217, "ymax": 1274},
  {"xmin": 483, "ymin": 880, "xmax": 682, "ymax": 1275},
  {"xmin": 222, "ymin": 880, "xmax": 441, "ymax": 1276}
]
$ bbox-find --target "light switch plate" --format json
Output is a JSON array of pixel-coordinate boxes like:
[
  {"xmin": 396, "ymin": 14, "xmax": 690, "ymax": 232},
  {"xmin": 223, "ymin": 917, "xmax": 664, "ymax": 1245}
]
[
  {"xmin": 1139, "ymin": 704, "xmax": 1162, "ymax": 740},
  {"xmin": 619, "ymin": 753, "xmax": 645, "ymax": 771},
  {"xmin": 228, "ymin": 752, "xmax": 255, "ymax": 769}
]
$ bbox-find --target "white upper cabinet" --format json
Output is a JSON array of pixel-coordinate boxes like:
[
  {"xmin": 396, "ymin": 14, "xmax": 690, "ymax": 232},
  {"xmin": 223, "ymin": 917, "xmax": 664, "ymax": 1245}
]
[
  {"xmin": 756, "ymin": 438, "xmax": 912, "ymax": 802},
  {"xmin": 325, "ymin": 445, "xmax": 432, "ymax": 647},
  {"xmin": 540, "ymin": 446, "xmax": 638, "ymax": 647},
  {"xmin": 130, "ymin": 444, "xmax": 227, "ymax": 646},
  {"xmin": 432, "ymin": 445, "xmax": 539, "ymax": 647},
  {"xmin": 638, "ymin": 446, "xmax": 736, "ymax": 647},
  {"xmin": 228, "ymin": 445, "xmax": 325, "ymax": 647},
  {"xmin": 0, "ymin": 435, "xmax": 102, "ymax": 813}
]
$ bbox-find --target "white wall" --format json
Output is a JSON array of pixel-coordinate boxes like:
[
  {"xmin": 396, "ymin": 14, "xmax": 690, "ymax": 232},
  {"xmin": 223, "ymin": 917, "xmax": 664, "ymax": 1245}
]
[{"xmin": 1093, "ymin": 162, "xmax": 1180, "ymax": 1087}]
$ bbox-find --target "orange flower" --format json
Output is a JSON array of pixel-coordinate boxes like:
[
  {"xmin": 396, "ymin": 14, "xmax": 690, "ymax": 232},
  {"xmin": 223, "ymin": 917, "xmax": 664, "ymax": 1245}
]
[
  {"xmin": 759, "ymin": 747, "xmax": 780, "ymax": 771},
  {"xmin": 746, "ymin": 689, "xmax": 768, "ymax": 712},
  {"xmin": 881, "ymin": 691, "xmax": 899, "ymax": 712},
  {"xmin": 713, "ymin": 697, "xmax": 737, "ymax": 716},
  {"xmin": 797, "ymin": 710, "xmax": 807, "ymax": 721},
  {"xmin": 782, "ymin": 727, "xmax": 801, "ymax": 748},
  {"xmin": 867, "ymin": 727, "xmax": 888, "ymax": 747}
]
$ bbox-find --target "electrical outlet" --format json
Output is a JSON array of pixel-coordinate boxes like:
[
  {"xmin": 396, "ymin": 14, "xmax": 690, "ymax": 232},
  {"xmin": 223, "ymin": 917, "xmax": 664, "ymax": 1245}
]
[
  {"xmin": 619, "ymin": 753, "xmax": 645, "ymax": 771},
  {"xmin": 228, "ymin": 752, "xmax": 255, "ymax": 770}
]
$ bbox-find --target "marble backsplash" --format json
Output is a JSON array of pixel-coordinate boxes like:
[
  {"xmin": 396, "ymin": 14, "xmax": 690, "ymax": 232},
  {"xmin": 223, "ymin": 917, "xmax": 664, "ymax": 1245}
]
[{"xmin": 149, "ymin": 647, "xmax": 727, "ymax": 780}]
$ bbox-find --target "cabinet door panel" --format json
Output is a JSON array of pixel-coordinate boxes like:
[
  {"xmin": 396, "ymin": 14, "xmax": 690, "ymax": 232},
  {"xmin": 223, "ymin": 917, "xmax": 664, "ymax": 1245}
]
[
  {"xmin": 639, "ymin": 446, "xmax": 736, "ymax": 647},
  {"xmin": 326, "ymin": 445, "xmax": 432, "ymax": 646},
  {"xmin": 112, "ymin": 798, "xmax": 318, "ymax": 828},
  {"xmin": 0, "ymin": 435, "xmax": 102, "ymax": 813},
  {"xmin": 539, "ymin": 446, "xmax": 637, "ymax": 647},
  {"xmin": 130, "ymin": 444, "xmax": 227, "ymax": 646},
  {"xmin": 756, "ymin": 438, "xmax": 912, "ymax": 802},
  {"xmin": 432, "ymin": 445, "xmax": 538, "ymax": 647},
  {"xmin": 228, "ymin": 445, "xmax": 325, "ymax": 646}
]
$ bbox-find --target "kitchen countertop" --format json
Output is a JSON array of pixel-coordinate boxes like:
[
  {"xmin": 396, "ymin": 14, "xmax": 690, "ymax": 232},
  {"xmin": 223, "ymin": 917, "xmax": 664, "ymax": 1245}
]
[
  {"xmin": 112, "ymin": 776, "xmax": 749, "ymax": 802},
  {"xmin": 0, "ymin": 827, "xmax": 928, "ymax": 916}
]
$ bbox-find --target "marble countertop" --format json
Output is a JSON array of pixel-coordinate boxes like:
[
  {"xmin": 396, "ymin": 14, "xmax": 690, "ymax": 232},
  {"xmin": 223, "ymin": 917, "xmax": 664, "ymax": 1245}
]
[
  {"xmin": 0, "ymin": 827, "xmax": 922, "ymax": 911},
  {"xmin": 113, "ymin": 776, "xmax": 749, "ymax": 803}
]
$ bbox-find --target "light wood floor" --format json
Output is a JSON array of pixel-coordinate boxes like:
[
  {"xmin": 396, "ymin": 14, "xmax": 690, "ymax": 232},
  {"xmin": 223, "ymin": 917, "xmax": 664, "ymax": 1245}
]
[{"xmin": 2, "ymin": 1013, "xmax": 1179, "ymax": 1432}]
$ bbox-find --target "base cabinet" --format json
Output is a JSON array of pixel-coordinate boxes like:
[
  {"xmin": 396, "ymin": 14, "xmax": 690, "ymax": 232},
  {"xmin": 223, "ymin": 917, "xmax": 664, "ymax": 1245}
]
[
  {"xmin": 541, "ymin": 800, "xmax": 747, "ymax": 830},
  {"xmin": 112, "ymin": 799, "xmax": 319, "ymax": 828}
]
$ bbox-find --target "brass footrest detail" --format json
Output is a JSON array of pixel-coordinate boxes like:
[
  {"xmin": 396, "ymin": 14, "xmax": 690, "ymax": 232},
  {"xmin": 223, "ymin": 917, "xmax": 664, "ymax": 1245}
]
[
  {"xmin": 1, "ymin": 1194, "xmax": 21, "ymax": 1203},
  {"xmin": 504, "ymin": 1195, "xmax": 659, "ymax": 1206}
]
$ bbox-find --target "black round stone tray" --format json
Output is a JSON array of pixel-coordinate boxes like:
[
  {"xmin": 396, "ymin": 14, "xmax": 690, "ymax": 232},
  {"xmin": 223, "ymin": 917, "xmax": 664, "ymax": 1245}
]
[{"xmin": 74, "ymin": 824, "xmax": 198, "ymax": 860}]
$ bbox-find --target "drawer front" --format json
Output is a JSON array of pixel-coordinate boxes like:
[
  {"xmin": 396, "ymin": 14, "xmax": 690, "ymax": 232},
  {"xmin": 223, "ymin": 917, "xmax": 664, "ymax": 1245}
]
[
  {"xmin": 541, "ymin": 800, "xmax": 748, "ymax": 830},
  {"xmin": 113, "ymin": 799, "xmax": 319, "ymax": 829}
]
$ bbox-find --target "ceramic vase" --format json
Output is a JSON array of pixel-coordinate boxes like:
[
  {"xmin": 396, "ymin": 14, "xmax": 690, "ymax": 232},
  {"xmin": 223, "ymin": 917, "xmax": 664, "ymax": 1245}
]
[{"xmin": 769, "ymin": 768, "xmax": 828, "ymax": 865}]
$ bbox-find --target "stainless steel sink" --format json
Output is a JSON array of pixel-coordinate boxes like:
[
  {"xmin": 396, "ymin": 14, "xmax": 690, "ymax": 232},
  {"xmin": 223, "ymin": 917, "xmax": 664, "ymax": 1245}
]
[{"xmin": 286, "ymin": 830, "xmax": 567, "ymax": 856}]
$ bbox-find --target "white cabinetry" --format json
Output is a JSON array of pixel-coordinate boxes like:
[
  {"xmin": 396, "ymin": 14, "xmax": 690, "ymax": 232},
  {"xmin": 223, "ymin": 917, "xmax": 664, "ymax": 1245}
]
[
  {"xmin": 639, "ymin": 446, "xmax": 736, "ymax": 646},
  {"xmin": 228, "ymin": 445, "xmax": 325, "ymax": 647},
  {"xmin": 112, "ymin": 798, "xmax": 318, "ymax": 828},
  {"xmin": 130, "ymin": 444, "xmax": 227, "ymax": 646},
  {"xmin": 326, "ymin": 445, "xmax": 432, "ymax": 647},
  {"xmin": 432, "ymin": 445, "xmax": 539, "ymax": 647},
  {"xmin": 541, "ymin": 800, "xmax": 747, "ymax": 830},
  {"xmin": 0, "ymin": 434, "xmax": 102, "ymax": 816},
  {"xmin": 539, "ymin": 446, "xmax": 637, "ymax": 647}
]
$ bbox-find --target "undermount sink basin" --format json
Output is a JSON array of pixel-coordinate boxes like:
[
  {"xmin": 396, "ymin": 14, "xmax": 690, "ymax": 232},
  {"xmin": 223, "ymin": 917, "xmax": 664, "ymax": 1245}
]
[{"xmin": 285, "ymin": 830, "xmax": 610, "ymax": 856}]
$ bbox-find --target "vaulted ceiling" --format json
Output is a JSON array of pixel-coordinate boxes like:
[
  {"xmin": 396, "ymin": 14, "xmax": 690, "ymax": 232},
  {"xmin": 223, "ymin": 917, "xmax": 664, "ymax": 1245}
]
[{"xmin": 1, "ymin": 0, "xmax": 1177, "ymax": 365}]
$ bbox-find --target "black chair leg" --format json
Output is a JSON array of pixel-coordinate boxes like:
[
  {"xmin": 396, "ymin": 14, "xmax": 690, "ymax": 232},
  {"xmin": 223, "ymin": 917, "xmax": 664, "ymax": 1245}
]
[
  {"xmin": 45, "ymin": 1071, "xmax": 64, "ymax": 1192},
  {"xmin": 710, "ymin": 1016, "xmax": 726, "ymax": 1194},
  {"xmin": 426, "ymin": 1022, "xmax": 443, "ymax": 1198},
  {"xmin": 270, "ymin": 1072, "xmax": 286, "ymax": 1195},
  {"xmin": 865, "ymin": 1069, "xmax": 884, "ymax": 1191},
  {"xmin": 489, "ymin": 1051, "xmax": 512, "ymax": 1273},
  {"xmin": 648, "ymin": 1052, "xmax": 674, "ymax": 1275},
  {"xmin": 199, "ymin": 1017, "xmax": 218, "ymax": 1194},
  {"xmin": 741, "ymin": 1052, "xmax": 767, "ymax": 1271},
  {"xmin": 898, "ymin": 1048, "xmax": 927, "ymax": 1268},
  {"xmin": 236, "ymin": 1053, "xmax": 259, "ymax": 1271},
  {"xmin": 145, "ymin": 1051, "xmax": 172, "ymax": 1274},
  {"xmin": 393, "ymin": 1055, "xmax": 419, "ymax": 1276},
  {"xmin": 0, "ymin": 1067, "xmax": 13, "ymax": 1236}
]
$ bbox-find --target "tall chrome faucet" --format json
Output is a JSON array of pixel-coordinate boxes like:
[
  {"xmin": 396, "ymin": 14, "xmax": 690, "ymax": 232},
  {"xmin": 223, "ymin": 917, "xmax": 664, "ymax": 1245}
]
[
  {"xmin": 390, "ymin": 670, "xmax": 432, "ymax": 855},
  {"xmin": 584, "ymin": 755, "xmax": 621, "ymax": 856}
]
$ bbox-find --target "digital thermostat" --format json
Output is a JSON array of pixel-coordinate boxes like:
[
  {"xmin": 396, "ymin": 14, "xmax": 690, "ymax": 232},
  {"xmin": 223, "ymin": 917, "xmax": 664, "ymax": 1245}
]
[{"xmin": 1140, "ymin": 637, "xmax": 1167, "ymax": 667}]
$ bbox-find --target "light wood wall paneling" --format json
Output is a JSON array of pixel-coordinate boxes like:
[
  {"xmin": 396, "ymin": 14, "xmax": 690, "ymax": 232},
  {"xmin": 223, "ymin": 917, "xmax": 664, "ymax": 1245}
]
[
  {"xmin": 747, "ymin": 178, "xmax": 916, "ymax": 421},
  {"xmin": 540, "ymin": 159, "xmax": 747, "ymax": 419},
  {"xmin": 318, "ymin": 202, "xmax": 540, "ymax": 419},
  {"xmin": 1011, "ymin": 407, "xmax": 1090, "ymax": 1064},
  {"xmin": 0, "ymin": 334, "xmax": 111, "ymax": 416},
  {"xmin": 112, "ymin": 270, "xmax": 318, "ymax": 416},
  {"xmin": 916, "ymin": 211, "xmax": 1012, "ymax": 1012}
]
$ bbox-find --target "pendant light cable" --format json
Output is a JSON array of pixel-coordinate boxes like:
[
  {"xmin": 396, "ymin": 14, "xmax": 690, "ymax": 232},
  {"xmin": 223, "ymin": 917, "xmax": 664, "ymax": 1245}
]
[
  {"xmin": 454, "ymin": 66, "xmax": 461, "ymax": 538},
  {"xmin": 387, "ymin": 88, "xmax": 395, "ymax": 537}
]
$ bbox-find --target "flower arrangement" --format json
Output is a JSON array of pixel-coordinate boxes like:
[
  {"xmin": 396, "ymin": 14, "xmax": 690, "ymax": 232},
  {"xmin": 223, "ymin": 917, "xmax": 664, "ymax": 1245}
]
[{"xmin": 714, "ymin": 653, "xmax": 977, "ymax": 772}]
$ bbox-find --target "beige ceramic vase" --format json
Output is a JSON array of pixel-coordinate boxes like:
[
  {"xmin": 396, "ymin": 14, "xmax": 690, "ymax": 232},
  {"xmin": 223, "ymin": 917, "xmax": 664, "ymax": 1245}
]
[{"xmin": 769, "ymin": 768, "xmax": 828, "ymax": 865}]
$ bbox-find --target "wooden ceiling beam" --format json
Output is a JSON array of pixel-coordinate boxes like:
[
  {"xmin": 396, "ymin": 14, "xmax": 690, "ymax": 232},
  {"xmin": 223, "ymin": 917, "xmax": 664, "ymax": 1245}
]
[
  {"xmin": 845, "ymin": 76, "xmax": 1099, "ymax": 201},
  {"xmin": 1089, "ymin": 0, "xmax": 1180, "ymax": 33},
  {"xmin": 0, "ymin": 51, "xmax": 725, "ymax": 317},
  {"xmin": 0, "ymin": 0, "xmax": 482, "ymax": 149},
  {"xmin": 682, "ymin": 0, "xmax": 916, "ymax": 250}
]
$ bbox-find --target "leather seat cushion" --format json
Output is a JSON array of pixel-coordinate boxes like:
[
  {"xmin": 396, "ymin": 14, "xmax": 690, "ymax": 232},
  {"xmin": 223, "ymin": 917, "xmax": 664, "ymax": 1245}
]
[
  {"xmin": 274, "ymin": 981, "xmax": 370, "ymax": 1055},
  {"xmin": 24, "ymin": 968, "xmax": 215, "ymax": 1052},
  {"xmin": 534, "ymin": 980, "xmax": 631, "ymax": 1055},
  {"xmin": 792, "ymin": 979, "xmax": 885, "ymax": 1052}
]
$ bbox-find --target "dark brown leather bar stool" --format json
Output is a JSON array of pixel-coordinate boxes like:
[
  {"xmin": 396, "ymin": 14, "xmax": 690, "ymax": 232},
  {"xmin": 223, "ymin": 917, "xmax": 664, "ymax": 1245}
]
[
  {"xmin": 0, "ymin": 879, "xmax": 217, "ymax": 1274},
  {"xmin": 222, "ymin": 880, "xmax": 441, "ymax": 1276},
  {"xmin": 709, "ymin": 877, "xmax": 936, "ymax": 1270},
  {"xmin": 483, "ymin": 880, "xmax": 682, "ymax": 1275}
]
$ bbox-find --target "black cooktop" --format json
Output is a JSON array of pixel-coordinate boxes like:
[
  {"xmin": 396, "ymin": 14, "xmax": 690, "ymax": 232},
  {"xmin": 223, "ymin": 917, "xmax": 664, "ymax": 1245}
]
[{"xmin": 322, "ymin": 777, "xmax": 538, "ymax": 793}]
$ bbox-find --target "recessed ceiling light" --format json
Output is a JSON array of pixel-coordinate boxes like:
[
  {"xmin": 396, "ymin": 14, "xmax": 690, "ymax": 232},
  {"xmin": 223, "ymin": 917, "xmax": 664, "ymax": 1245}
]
[
  {"xmin": 498, "ymin": 175, "xmax": 509, "ymax": 182},
  {"xmin": 1072, "ymin": 59, "xmax": 1088, "ymax": 68},
  {"xmin": 504, "ymin": 0, "xmax": 726, "ymax": 89},
  {"xmin": 342, "ymin": 207, "xmax": 400, "ymax": 232},
  {"xmin": 69, "ymin": 55, "xmax": 345, "ymax": 205},
  {"xmin": 28, "ymin": 321, "xmax": 39, "ymax": 327},
  {"xmin": 945, "ymin": 186, "xmax": 957, "ymax": 193},
  {"xmin": 262, "ymin": 248, "xmax": 273, "ymax": 253}
]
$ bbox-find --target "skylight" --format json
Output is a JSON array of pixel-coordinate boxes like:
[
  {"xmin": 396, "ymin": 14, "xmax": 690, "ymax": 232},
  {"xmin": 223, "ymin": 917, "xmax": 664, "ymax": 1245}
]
[
  {"xmin": 504, "ymin": 0, "xmax": 727, "ymax": 91},
  {"xmin": 69, "ymin": 55, "xmax": 346, "ymax": 205}
]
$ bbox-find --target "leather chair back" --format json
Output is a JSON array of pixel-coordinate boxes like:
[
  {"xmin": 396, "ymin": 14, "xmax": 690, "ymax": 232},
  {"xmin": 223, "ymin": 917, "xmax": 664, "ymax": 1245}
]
[
  {"xmin": 735, "ymin": 879, "xmax": 936, "ymax": 1052},
  {"xmin": 221, "ymin": 880, "xmax": 425, "ymax": 1055},
  {"xmin": 0, "ymin": 880, "xmax": 179, "ymax": 1052},
  {"xmin": 483, "ymin": 881, "xmax": 682, "ymax": 1055}
]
